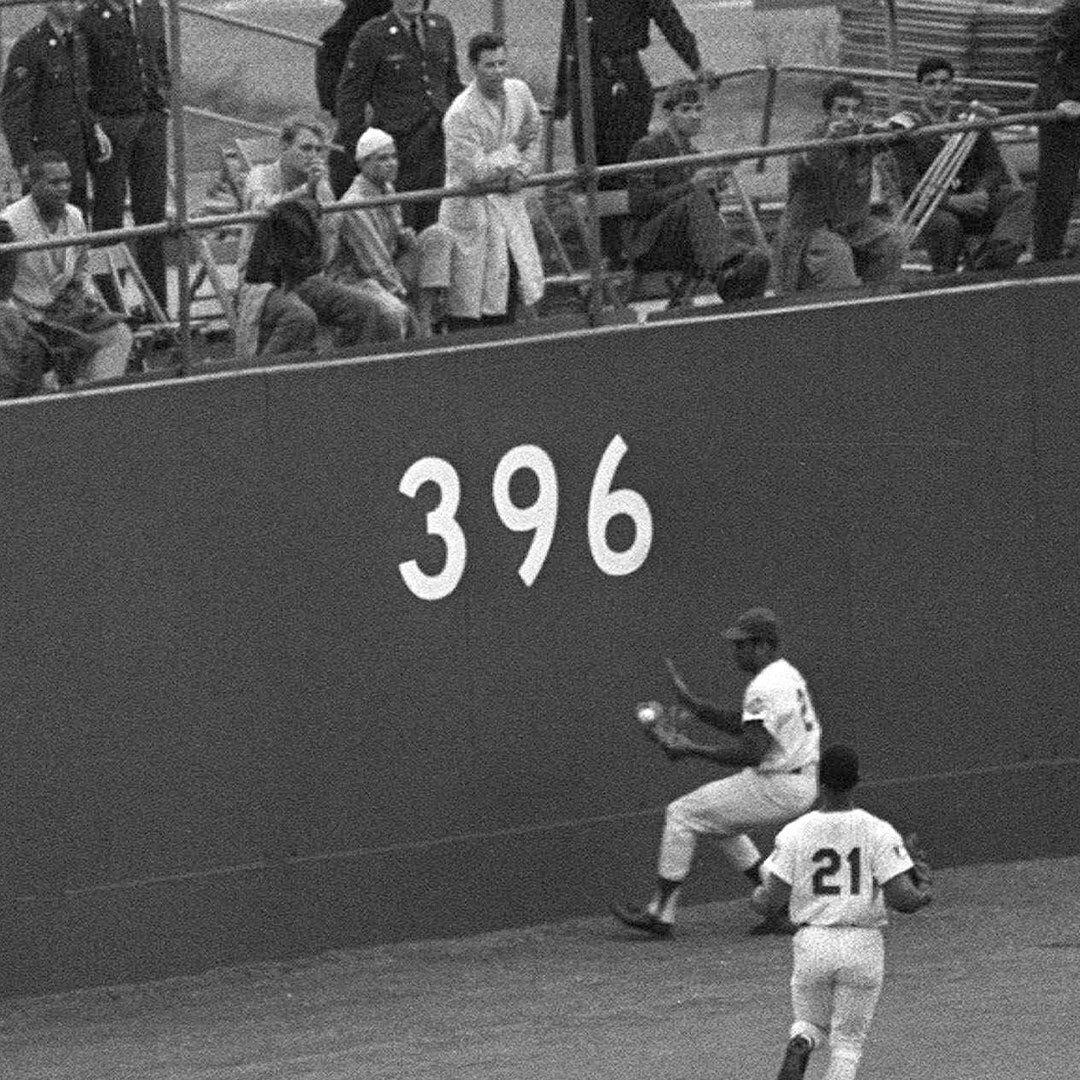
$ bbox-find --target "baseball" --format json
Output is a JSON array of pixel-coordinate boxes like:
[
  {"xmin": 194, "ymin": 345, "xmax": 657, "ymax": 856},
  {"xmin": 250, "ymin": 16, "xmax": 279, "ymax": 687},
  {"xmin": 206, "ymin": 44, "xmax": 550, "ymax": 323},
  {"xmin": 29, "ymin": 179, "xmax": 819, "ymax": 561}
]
[{"xmin": 636, "ymin": 701, "xmax": 663, "ymax": 727}]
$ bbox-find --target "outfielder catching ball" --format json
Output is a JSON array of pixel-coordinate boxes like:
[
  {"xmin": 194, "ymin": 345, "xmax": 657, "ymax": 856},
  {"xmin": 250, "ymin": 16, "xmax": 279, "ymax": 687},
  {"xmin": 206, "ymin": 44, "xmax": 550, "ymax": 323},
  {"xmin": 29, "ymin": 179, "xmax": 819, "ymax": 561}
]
[
  {"xmin": 613, "ymin": 606, "xmax": 821, "ymax": 938},
  {"xmin": 752, "ymin": 744, "xmax": 932, "ymax": 1080}
]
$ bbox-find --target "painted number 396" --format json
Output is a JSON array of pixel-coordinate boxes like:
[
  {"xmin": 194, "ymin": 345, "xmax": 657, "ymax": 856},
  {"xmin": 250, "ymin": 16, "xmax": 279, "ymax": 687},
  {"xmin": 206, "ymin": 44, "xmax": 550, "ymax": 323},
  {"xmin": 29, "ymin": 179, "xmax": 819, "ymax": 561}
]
[{"xmin": 398, "ymin": 435, "xmax": 653, "ymax": 601}]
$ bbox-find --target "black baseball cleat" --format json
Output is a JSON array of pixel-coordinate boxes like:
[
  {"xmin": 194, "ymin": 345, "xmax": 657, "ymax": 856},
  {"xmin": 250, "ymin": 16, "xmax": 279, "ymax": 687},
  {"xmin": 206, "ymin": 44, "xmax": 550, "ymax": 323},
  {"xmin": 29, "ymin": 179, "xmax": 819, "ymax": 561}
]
[
  {"xmin": 749, "ymin": 910, "xmax": 798, "ymax": 936},
  {"xmin": 610, "ymin": 903, "xmax": 673, "ymax": 938},
  {"xmin": 775, "ymin": 1034, "xmax": 813, "ymax": 1080}
]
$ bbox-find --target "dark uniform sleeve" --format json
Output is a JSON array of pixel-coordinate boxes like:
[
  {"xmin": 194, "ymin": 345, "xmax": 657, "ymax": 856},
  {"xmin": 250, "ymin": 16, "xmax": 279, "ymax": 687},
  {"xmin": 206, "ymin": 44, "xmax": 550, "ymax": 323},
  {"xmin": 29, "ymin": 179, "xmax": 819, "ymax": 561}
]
[
  {"xmin": 334, "ymin": 23, "xmax": 379, "ymax": 149},
  {"xmin": 553, "ymin": 0, "xmax": 575, "ymax": 119},
  {"xmin": 316, "ymin": 0, "xmax": 391, "ymax": 113},
  {"xmin": 444, "ymin": 21, "xmax": 464, "ymax": 102},
  {"xmin": 0, "ymin": 36, "xmax": 39, "ymax": 169},
  {"xmin": 647, "ymin": 0, "xmax": 701, "ymax": 74},
  {"xmin": 1033, "ymin": 0, "xmax": 1080, "ymax": 107}
]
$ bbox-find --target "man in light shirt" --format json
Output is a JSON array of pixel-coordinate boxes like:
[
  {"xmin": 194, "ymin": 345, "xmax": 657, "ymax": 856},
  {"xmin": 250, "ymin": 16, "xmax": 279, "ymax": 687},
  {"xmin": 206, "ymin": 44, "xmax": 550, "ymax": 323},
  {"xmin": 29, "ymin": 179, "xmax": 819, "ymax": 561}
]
[
  {"xmin": 612, "ymin": 606, "xmax": 821, "ymax": 938},
  {"xmin": 752, "ymin": 744, "xmax": 932, "ymax": 1080},
  {"xmin": 0, "ymin": 149, "xmax": 132, "ymax": 385}
]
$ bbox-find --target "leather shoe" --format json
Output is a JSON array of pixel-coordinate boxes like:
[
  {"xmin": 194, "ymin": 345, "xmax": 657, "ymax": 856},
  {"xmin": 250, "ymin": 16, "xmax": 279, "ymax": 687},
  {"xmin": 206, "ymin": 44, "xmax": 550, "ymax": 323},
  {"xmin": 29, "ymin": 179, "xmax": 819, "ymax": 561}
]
[{"xmin": 610, "ymin": 902, "xmax": 673, "ymax": 938}]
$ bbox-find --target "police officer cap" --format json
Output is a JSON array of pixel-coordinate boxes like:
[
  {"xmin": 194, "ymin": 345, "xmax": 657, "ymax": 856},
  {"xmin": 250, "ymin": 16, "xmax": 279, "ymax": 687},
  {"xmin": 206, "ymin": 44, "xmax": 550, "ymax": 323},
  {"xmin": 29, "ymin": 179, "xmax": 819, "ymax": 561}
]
[
  {"xmin": 721, "ymin": 606, "xmax": 781, "ymax": 644},
  {"xmin": 819, "ymin": 744, "xmax": 860, "ymax": 791}
]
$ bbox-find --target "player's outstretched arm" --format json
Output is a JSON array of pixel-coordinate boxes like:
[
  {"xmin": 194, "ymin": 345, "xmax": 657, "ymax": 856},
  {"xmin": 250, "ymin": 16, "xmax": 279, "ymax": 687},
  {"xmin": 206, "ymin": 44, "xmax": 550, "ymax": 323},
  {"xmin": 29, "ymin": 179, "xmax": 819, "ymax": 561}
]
[
  {"xmin": 663, "ymin": 657, "xmax": 742, "ymax": 734},
  {"xmin": 664, "ymin": 721, "xmax": 770, "ymax": 768}
]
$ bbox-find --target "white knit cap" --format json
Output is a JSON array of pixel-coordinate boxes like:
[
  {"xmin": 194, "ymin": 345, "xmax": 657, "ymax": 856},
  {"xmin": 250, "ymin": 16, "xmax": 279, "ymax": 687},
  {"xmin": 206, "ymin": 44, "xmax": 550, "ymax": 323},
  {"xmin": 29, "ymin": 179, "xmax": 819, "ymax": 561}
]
[{"xmin": 354, "ymin": 128, "xmax": 395, "ymax": 163}]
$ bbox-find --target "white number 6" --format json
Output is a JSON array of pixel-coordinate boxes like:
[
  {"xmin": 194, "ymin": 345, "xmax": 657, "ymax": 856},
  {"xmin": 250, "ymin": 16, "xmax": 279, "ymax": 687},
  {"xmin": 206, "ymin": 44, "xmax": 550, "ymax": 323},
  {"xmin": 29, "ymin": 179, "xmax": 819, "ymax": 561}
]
[
  {"xmin": 398, "ymin": 456, "xmax": 467, "ymax": 601},
  {"xmin": 587, "ymin": 435, "xmax": 653, "ymax": 576}
]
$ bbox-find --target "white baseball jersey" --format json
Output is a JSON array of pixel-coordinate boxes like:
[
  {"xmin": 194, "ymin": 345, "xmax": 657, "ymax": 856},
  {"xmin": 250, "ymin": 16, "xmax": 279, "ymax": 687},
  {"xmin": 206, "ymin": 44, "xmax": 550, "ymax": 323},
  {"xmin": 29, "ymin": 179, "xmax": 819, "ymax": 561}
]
[
  {"xmin": 743, "ymin": 658, "xmax": 820, "ymax": 773},
  {"xmin": 764, "ymin": 808, "xmax": 914, "ymax": 928}
]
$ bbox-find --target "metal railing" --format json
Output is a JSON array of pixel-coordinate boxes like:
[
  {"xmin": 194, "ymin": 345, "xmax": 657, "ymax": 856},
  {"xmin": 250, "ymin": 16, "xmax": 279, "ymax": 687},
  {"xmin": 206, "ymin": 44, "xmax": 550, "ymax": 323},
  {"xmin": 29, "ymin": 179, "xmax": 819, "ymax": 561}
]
[{"xmin": 0, "ymin": 0, "xmax": 1054, "ymax": 388}]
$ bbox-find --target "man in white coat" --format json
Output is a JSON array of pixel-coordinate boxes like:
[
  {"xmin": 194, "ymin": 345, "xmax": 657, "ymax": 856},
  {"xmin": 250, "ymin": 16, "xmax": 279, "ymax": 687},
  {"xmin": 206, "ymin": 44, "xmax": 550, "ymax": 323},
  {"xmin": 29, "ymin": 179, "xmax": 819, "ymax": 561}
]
[{"xmin": 439, "ymin": 31, "xmax": 545, "ymax": 329}]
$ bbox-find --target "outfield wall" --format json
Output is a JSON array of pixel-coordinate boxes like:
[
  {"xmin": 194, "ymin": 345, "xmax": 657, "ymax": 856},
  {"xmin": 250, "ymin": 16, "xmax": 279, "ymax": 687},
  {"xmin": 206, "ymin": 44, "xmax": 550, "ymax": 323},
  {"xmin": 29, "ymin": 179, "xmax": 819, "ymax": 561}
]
[{"xmin": 2, "ymin": 278, "xmax": 1079, "ymax": 997}]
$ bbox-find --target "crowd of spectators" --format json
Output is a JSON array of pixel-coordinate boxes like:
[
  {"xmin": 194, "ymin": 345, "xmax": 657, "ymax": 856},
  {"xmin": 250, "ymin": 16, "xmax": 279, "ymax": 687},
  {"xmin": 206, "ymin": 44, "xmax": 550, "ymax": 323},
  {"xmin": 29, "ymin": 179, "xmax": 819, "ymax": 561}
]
[{"xmin": 1, "ymin": 0, "xmax": 1079, "ymax": 399}]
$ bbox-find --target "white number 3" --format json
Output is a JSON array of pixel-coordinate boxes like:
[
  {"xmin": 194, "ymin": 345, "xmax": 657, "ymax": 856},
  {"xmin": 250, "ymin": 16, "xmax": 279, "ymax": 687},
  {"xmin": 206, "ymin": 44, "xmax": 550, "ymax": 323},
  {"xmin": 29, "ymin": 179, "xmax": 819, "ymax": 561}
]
[{"xmin": 398, "ymin": 457, "xmax": 467, "ymax": 601}]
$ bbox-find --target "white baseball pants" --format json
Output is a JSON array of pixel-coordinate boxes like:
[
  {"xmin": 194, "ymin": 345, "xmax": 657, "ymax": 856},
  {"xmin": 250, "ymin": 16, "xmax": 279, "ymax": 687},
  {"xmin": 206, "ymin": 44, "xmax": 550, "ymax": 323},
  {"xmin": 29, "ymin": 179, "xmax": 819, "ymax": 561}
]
[
  {"xmin": 790, "ymin": 926, "xmax": 885, "ymax": 1080},
  {"xmin": 657, "ymin": 767, "xmax": 817, "ymax": 880}
]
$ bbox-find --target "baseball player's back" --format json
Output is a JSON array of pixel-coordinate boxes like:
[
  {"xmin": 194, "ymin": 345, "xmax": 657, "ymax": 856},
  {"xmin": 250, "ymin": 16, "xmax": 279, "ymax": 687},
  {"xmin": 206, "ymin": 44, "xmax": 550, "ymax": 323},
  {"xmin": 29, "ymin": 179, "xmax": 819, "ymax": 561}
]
[
  {"xmin": 767, "ymin": 807, "xmax": 912, "ymax": 928},
  {"xmin": 755, "ymin": 745, "xmax": 932, "ymax": 1080},
  {"xmin": 744, "ymin": 657, "xmax": 819, "ymax": 775}
]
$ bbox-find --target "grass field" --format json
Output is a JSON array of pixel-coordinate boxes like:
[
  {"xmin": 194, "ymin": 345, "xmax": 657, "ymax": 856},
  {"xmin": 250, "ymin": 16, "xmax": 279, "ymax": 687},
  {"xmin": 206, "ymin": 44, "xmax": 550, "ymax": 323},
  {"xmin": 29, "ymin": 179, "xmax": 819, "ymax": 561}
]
[{"xmin": 1, "ymin": 855, "xmax": 1076, "ymax": 1078}]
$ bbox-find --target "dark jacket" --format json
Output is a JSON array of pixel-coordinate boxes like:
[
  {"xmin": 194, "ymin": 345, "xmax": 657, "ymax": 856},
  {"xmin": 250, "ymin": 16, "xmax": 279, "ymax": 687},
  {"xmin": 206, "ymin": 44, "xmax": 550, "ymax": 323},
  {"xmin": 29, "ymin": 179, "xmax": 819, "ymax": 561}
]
[
  {"xmin": 78, "ymin": 0, "xmax": 170, "ymax": 115},
  {"xmin": 315, "ymin": 0, "xmax": 393, "ymax": 115},
  {"xmin": 783, "ymin": 120, "xmax": 877, "ymax": 233},
  {"xmin": 0, "ymin": 19, "xmax": 97, "ymax": 171},
  {"xmin": 245, "ymin": 198, "xmax": 324, "ymax": 292},
  {"xmin": 624, "ymin": 126, "xmax": 702, "ymax": 264},
  {"xmin": 626, "ymin": 127, "xmax": 698, "ymax": 221},
  {"xmin": 554, "ymin": 0, "xmax": 700, "ymax": 117},
  {"xmin": 334, "ymin": 11, "xmax": 463, "ymax": 149},
  {"xmin": 1032, "ymin": 0, "xmax": 1080, "ymax": 108}
]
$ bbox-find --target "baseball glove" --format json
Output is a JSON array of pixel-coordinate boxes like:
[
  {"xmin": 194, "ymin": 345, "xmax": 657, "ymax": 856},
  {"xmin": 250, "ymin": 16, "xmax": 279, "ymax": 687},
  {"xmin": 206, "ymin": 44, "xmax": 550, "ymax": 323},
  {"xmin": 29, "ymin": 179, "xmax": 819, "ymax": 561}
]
[
  {"xmin": 904, "ymin": 832, "xmax": 932, "ymax": 889},
  {"xmin": 634, "ymin": 702, "xmax": 695, "ymax": 761}
]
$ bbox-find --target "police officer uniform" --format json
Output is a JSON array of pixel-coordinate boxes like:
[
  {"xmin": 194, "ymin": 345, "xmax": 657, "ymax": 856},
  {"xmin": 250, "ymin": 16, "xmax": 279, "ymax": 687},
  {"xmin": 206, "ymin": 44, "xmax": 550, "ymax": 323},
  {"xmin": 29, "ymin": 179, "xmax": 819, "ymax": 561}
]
[
  {"xmin": 315, "ymin": 0, "xmax": 393, "ymax": 115},
  {"xmin": 333, "ymin": 9, "xmax": 463, "ymax": 229},
  {"xmin": 0, "ymin": 15, "xmax": 99, "ymax": 213},
  {"xmin": 553, "ymin": 0, "xmax": 702, "ymax": 170},
  {"xmin": 78, "ymin": 0, "xmax": 171, "ymax": 311}
]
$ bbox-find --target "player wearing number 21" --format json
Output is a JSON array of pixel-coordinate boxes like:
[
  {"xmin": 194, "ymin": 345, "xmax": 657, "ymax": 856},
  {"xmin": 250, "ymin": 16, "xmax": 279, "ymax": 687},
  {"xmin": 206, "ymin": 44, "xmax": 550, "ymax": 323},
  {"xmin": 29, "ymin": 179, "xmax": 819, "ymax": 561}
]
[
  {"xmin": 613, "ymin": 606, "xmax": 820, "ymax": 938},
  {"xmin": 752, "ymin": 744, "xmax": 932, "ymax": 1080}
]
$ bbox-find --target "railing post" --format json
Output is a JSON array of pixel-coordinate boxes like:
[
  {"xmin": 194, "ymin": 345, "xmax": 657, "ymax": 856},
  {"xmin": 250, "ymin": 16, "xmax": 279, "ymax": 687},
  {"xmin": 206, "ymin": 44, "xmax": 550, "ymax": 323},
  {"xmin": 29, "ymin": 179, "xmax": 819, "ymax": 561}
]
[
  {"xmin": 756, "ymin": 65, "xmax": 778, "ymax": 174},
  {"xmin": 571, "ymin": 0, "xmax": 604, "ymax": 324},
  {"xmin": 165, "ymin": 0, "xmax": 193, "ymax": 373},
  {"xmin": 884, "ymin": 0, "xmax": 901, "ymax": 113}
]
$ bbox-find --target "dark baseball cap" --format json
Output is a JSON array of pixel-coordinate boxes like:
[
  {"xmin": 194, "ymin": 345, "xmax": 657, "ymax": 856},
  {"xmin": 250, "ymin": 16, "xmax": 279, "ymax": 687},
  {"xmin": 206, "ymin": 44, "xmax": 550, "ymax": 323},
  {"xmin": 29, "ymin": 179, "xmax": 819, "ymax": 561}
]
[
  {"xmin": 819, "ymin": 744, "xmax": 860, "ymax": 791},
  {"xmin": 721, "ymin": 606, "xmax": 781, "ymax": 644}
]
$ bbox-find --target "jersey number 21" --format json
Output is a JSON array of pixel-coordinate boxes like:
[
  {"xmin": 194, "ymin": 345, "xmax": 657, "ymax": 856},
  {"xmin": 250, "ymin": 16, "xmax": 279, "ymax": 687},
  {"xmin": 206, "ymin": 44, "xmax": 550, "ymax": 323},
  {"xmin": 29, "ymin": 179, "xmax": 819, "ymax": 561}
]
[{"xmin": 811, "ymin": 846, "xmax": 862, "ymax": 895}]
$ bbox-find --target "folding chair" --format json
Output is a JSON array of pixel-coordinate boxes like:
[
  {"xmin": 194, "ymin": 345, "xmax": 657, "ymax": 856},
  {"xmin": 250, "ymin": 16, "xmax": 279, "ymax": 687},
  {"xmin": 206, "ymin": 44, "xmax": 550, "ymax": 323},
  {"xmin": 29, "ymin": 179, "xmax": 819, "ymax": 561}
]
[
  {"xmin": 87, "ymin": 242, "xmax": 169, "ymax": 326},
  {"xmin": 234, "ymin": 133, "xmax": 281, "ymax": 171},
  {"xmin": 562, "ymin": 188, "xmax": 637, "ymax": 308}
]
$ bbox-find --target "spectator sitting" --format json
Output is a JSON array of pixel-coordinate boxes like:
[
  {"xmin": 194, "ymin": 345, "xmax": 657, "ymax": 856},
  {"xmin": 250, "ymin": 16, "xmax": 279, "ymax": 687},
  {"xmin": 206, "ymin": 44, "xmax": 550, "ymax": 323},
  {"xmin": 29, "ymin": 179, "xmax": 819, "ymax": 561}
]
[
  {"xmin": 237, "ymin": 118, "xmax": 339, "ymax": 276},
  {"xmin": 236, "ymin": 195, "xmax": 401, "ymax": 363},
  {"xmin": 0, "ymin": 150, "xmax": 132, "ymax": 386},
  {"xmin": 625, "ymin": 79, "xmax": 771, "ymax": 306},
  {"xmin": 234, "ymin": 118, "xmax": 403, "ymax": 361},
  {"xmin": 328, "ymin": 128, "xmax": 454, "ymax": 338},
  {"xmin": 881, "ymin": 56, "xmax": 1030, "ymax": 273},
  {"xmin": 439, "ymin": 32, "xmax": 545, "ymax": 331},
  {"xmin": 0, "ymin": 219, "xmax": 49, "ymax": 399},
  {"xmin": 774, "ymin": 79, "xmax": 904, "ymax": 294}
]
